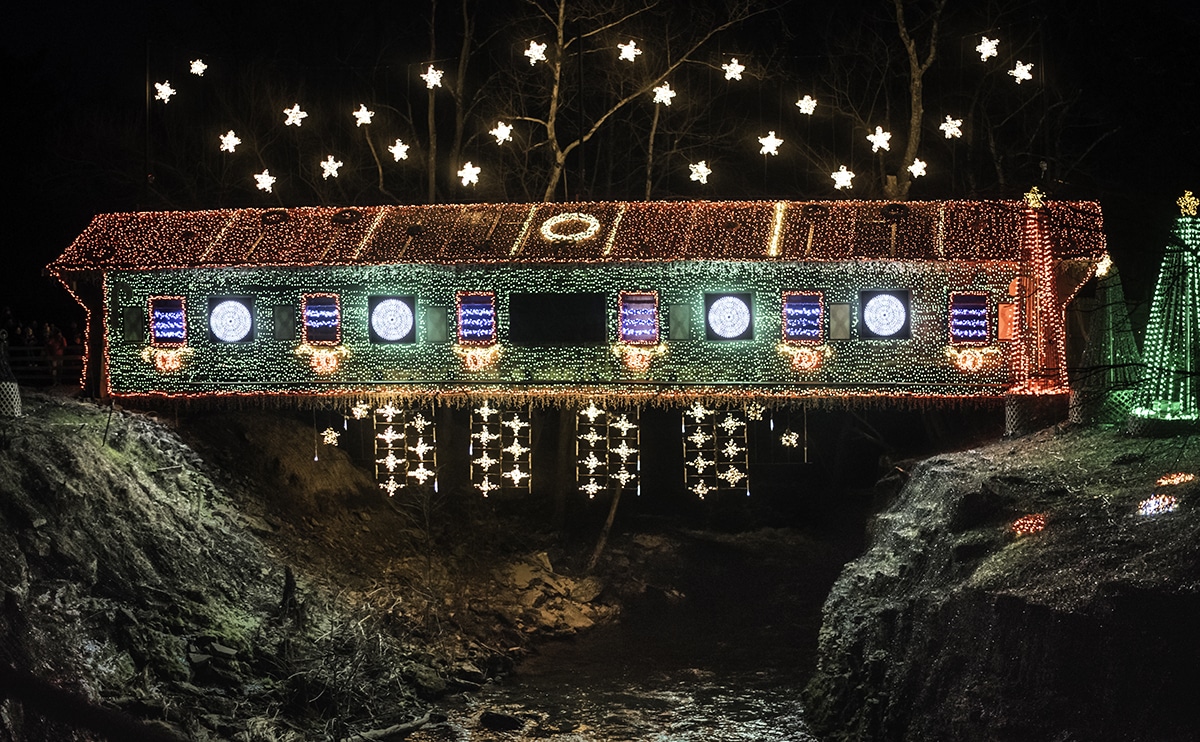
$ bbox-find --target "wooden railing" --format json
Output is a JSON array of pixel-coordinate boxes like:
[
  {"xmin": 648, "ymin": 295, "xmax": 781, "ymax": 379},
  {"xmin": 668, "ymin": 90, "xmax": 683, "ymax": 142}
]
[{"xmin": 3, "ymin": 345, "xmax": 85, "ymax": 387}]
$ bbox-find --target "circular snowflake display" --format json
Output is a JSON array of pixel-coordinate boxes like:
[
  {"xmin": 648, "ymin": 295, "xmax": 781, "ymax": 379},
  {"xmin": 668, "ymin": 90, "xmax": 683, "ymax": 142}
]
[
  {"xmin": 209, "ymin": 300, "xmax": 252, "ymax": 342},
  {"xmin": 863, "ymin": 294, "xmax": 906, "ymax": 337},
  {"xmin": 371, "ymin": 299, "xmax": 414, "ymax": 341},
  {"xmin": 707, "ymin": 296, "xmax": 751, "ymax": 338}
]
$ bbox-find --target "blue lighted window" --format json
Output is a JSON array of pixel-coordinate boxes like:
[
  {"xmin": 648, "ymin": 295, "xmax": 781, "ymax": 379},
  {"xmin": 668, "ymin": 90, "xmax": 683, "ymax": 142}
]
[
  {"xmin": 782, "ymin": 291, "xmax": 823, "ymax": 343},
  {"xmin": 619, "ymin": 291, "xmax": 659, "ymax": 344},
  {"xmin": 949, "ymin": 293, "xmax": 989, "ymax": 343},
  {"xmin": 302, "ymin": 293, "xmax": 341, "ymax": 345},
  {"xmin": 457, "ymin": 291, "xmax": 497, "ymax": 345},
  {"xmin": 150, "ymin": 297, "xmax": 186, "ymax": 346}
]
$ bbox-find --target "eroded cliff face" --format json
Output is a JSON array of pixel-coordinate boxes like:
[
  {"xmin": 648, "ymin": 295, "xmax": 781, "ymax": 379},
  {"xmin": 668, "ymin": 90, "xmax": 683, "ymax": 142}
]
[{"xmin": 804, "ymin": 425, "xmax": 1200, "ymax": 742}]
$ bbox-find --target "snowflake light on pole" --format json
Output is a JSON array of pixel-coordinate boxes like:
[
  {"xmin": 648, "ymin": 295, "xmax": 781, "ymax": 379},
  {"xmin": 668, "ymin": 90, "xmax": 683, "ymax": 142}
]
[
  {"xmin": 283, "ymin": 104, "xmax": 308, "ymax": 127},
  {"xmin": 524, "ymin": 40, "xmax": 547, "ymax": 65},
  {"xmin": 1008, "ymin": 61, "xmax": 1033, "ymax": 84},
  {"xmin": 189, "ymin": 59, "xmax": 207, "ymax": 76},
  {"xmin": 652, "ymin": 82, "xmax": 676, "ymax": 105},
  {"xmin": 617, "ymin": 40, "xmax": 642, "ymax": 62},
  {"xmin": 421, "ymin": 65, "xmax": 444, "ymax": 89},
  {"xmin": 758, "ymin": 131, "xmax": 783, "ymax": 156},
  {"xmin": 388, "ymin": 139, "xmax": 410, "ymax": 161},
  {"xmin": 689, "ymin": 161, "xmax": 712, "ymax": 184},
  {"xmin": 866, "ymin": 126, "xmax": 892, "ymax": 153},
  {"xmin": 490, "ymin": 121, "xmax": 513, "ymax": 144},
  {"xmin": 254, "ymin": 169, "xmax": 276, "ymax": 193},
  {"xmin": 908, "ymin": 159, "xmax": 927, "ymax": 178},
  {"xmin": 154, "ymin": 81, "xmax": 176, "ymax": 103},
  {"xmin": 831, "ymin": 165, "xmax": 855, "ymax": 190},
  {"xmin": 218, "ymin": 130, "xmax": 241, "ymax": 153},
  {"xmin": 320, "ymin": 155, "xmax": 343, "ymax": 180},
  {"xmin": 975, "ymin": 37, "xmax": 999, "ymax": 61},
  {"xmin": 722, "ymin": 58, "xmax": 745, "ymax": 80},
  {"xmin": 795, "ymin": 95, "xmax": 817, "ymax": 115},
  {"xmin": 322, "ymin": 427, "xmax": 341, "ymax": 446},
  {"xmin": 352, "ymin": 104, "xmax": 374, "ymax": 127},
  {"xmin": 457, "ymin": 161, "xmax": 480, "ymax": 186},
  {"xmin": 940, "ymin": 116, "xmax": 963, "ymax": 139}
]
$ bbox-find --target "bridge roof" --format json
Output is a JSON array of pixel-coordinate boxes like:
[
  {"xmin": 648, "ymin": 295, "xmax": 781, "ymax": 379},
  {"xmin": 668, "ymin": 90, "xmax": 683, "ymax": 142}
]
[{"xmin": 49, "ymin": 199, "xmax": 1105, "ymax": 275}]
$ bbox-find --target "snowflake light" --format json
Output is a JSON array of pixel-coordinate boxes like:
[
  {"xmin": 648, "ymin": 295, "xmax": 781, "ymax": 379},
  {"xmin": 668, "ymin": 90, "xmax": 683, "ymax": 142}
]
[
  {"xmin": 611, "ymin": 467, "xmax": 636, "ymax": 487},
  {"xmin": 524, "ymin": 40, "xmax": 547, "ymax": 65},
  {"xmin": 780, "ymin": 430, "xmax": 800, "ymax": 447},
  {"xmin": 421, "ymin": 65, "xmax": 444, "ymax": 89},
  {"xmin": 580, "ymin": 401, "xmax": 605, "ymax": 423},
  {"xmin": 408, "ymin": 437, "xmax": 434, "ymax": 458},
  {"xmin": 408, "ymin": 413, "xmax": 431, "ymax": 433},
  {"xmin": 474, "ymin": 452, "xmax": 498, "ymax": 469},
  {"xmin": 1008, "ymin": 60, "xmax": 1033, "ymax": 84},
  {"xmin": 688, "ymin": 160, "xmax": 712, "ymax": 184},
  {"xmin": 581, "ymin": 452, "xmax": 603, "ymax": 474},
  {"xmin": 1138, "ymin": 494, "xmax": 1179, "ymax": 517},
  {"xmin": 611, "ymin": 415, "xmax": 637, "ymax": 435},
  {"xmin": 686, "ymin": 402, "xmax": 713, "ymax": 422},
  {"xmin": 408, "ymin": 463, "xmax": 435, "ymax": 484},
  {"xmin": 687, "ymin": 429, "xmax": 711, "ymax": 446},
  {"xmin": 687, "ymin": 454, "xmax": 715, "ymax": 473},
  {"xmin": 718, "ymin": 466, "xmax": 746, "ymax": 486},
  {"xmin": 322, "ymin": 427, "xmax": 341, "ymax": 446},
  {"xmin": 690, "ymin": 481, "xmax": 712, "ymax": 499},
  {"xmin": 718, "ymin": 414, "xmax": 745, "ymax": 434},
  {"xmin": 652, "ymin": 82, "xmax": 676, "ymax": 106},
  {"xmin": 388, "ymin": 139, "xmax": 410, "ymax": 161},
  {"xmin": 617, "ymin": 40, "xmax": 642, "ymax": 62},
  {"xmin": 831, "ymin": 165, "xmax": 855, "ymax": 190},
  {"xmin": 580, "ymin": 478, "xmax": 604, "ymax": 498},
  {"xmin": 579, "ymin": 429, "xmax": 604, "ymax": 446},
  {"xmin": 866, "ymin": 126, "xmax": 891, "ymax": 153},
  {"xmin": 352, "ymin": 401, "xmax": 371, "ymax": 419},
  {"xmin": 940, "ymin": 116, "xmax": 963, "ymax": 139},
  {"xmin": 320, "ymin": 155, "xmax": 343, "ymax": 180},
  {"xmin": 475, "ymin": 401, "xmax": 499, "ymax": 420},
  {"xmin": 722, "ymin": 58, "xmax": 745, "ymax": 81},
  {"xmin": 377, "ymin": 426, "xmax": 403, "ymax": 446},
  {"xmin": 908, "ymin": 159, "xmax": 927, "ymax": 178},
  {"xmin": 795, "ymin": 95, "xmax": 817, "ymax": 115},
  {"xmin": 376, "ymin": 451, "xmax": 402, "ymax": 472},
  {"xmin": 721, "ymin": 440, "xmax": 745, "ymax": 458},
  {"xmin": 503, "ymin": 441, "xmax": 530, "ymax": 457},
  {"xmin": 218, "ymin": 130, "xmax": 241, "ymax": 153},
  {"xmin": 472, "ymin": 426, "xmax": 499, "ymax": 445},
  {"xmin": 189, "ymin": 59, "xmax": 207, "ymax": 76},
  {"xmin": 1011, "ymin": 513, "xmax": 1046, "ymax": 535},
  {"xmin": 352, "ymin": 104, "xmax": 375, "ymax": 127},
  {"xmin": 379, "ymin": 476, "xmax": 401, "ymax": 497},
  {"xmin": 975, "ymin": 37, "xmax": 999, "ymax": 62},
  {"xmin": 758, "ymin": 130, "xmax": 783, "ymax": 156},
  {"xmin": 476, "ymin": 476, "xmax": 500, "ymax": 496},
  {"xmin": 376, "ymin": 402, "xmax": 401, "ymax": 422},
  {"xmin": 254, "ymin": 169, "xmax": 276, "ymax": 193},
  {"xmin": 457, "ymin": 161, "xmax": 480, "ymax": 186},
  {"xmin": 283, "ymin": 104, "xmax": 308, "ymax": 127},
  {"xmin": 1178, "ymin": 190, "xmax": 1199, "ymax": 217},
  {"xmin": 154, "ymin": 81, "xmax": 176, "ymax": 103},
  {"xmin": 503, "ymin": 416, "xmax": 529, "ymax": 433},
  {"xmin": 503, "ymin": 465, "xmax": 530, "ymax": 486},
  {"xmin": 744, "ymin": 403, "xmax": 765, "ymax": 420},
  {"xmin": 490, "ymin": 121, "xmax": 513, "ymax": 144}
]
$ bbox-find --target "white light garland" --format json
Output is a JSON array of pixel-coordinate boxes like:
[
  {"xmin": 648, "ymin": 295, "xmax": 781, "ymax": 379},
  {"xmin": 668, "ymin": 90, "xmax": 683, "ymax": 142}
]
[
  {"xmin": 940, "ymin": 116, "xmax": 963, "ymax": 139},
  {"xmin": 758, "ymin": 130, "xmax": 783, "ymax": 156},
  {"xmin": 795, "ymin": 95, "xmax": 817, "ymax": 115},
  {"xmin": 154, "ymin": 81, "xmax": 176, "ymax": 103},
  {"xmin": 457, "ymin": 161, "xmax": 481, "ymax": 186},
  {"xmin": 254, "ymin": 169, "xmax": 276, "ymax": 193},
  {"xmin": 421, "ymin": 65, "xmax": 444, "ymax": 89},
  {"xmin": 489, "ymin": 121, "xmax": 513, "ymax": 144},
  {"xmin": 831, "ymin": 165, "xmax": 855, "ymax": 190},
  {"xmin": 540, "ymin": 212, "xmax": 601, "ymax": 242},
  {"xmin": 689, "ymin": 160, "xmax": 712, "ymax": 184},
  {"xmin": 908, "ymin": 158, "xmax": 927, "ymax": 178},
  {"xmin": 352, "ymin": 104, "xmax": 374, "ymax": 127},
  {"xmin": 722, "ymin": 58, "xmax": 745, "ymax": 80},
  {"xmin": 320, "ymin": 155, "xmax": 343, "ymax": 179},
  {"xmin": 218, "ymin": 130, "xmax": 241, "ymax": 153},
  {"xmin": 652, "ymin": 82, "xmax": 676, "ymax": 105},
  {"xmin": 283, "ymin": 104, "xmax": 308, "ymax": 127},
  {"xmin": 1008, "ymin": 60, "xmax": 1033, "ymax": 84},
  {"xmin": 976, "ymin": 36, "xmax": 999, "ymax": 62},
  {"xmin": 866, "ymin": 126, "xmax": 892, "ymax": 153},
  {"xmin": 388, "ymin": 139, "xmax": 410, "ymax": 161},
  {"xmin": 189, "ymin": 59, "xmax": 207, "ymax": 76},
  {"xmin": 524, "ymin": 40, "xmax": 547, "ymax": 65},
  {"xmin": 617, "ymin": 40, "xmax": 642, "ymax": 62}
]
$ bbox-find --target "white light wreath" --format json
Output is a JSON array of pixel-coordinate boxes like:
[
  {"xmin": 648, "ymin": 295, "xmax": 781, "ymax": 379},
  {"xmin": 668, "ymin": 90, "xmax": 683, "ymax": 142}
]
[{"xmin": 539, "ymin": 212, "xmax": 601, "ymax": 242}]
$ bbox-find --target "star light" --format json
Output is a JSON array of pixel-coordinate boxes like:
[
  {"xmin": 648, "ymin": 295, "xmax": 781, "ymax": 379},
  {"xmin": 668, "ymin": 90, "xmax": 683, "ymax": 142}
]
[
  {"xmin": 351, "ymin": 402, "xmax": 371, "ymax": 419},
  {"xmin": 722, "ymin": 58, "xmax": 745, "ymax": 81},
  {"xmin": 652, "ymin": 82, "xmax": 676, "ymax": 105},
  {"xmin": 189, "ymin": 59, "xmax": 207, "ymax": 76},
  {"xmin": 489, "ymin": 121, "xmax": 513, "ymax": 144},
  {"xmin": 388, "ymin": 139, "xmax": 410, "ymax": 161},
  {"xmin": 283, "ymin": 104, "xmax": 308, "ymax": 127},
  {"xmin": 687, "ymin": 455, "xmax": 715, "ymax": 473},
  {"xmin": 352, "ymin": 104, "xmax": 374, "ymax": 127},
  {"xmin": 154, "ymin": 81, "xmax": 176, "ymax": 103},
  {"xmin": 744, "ymin": 403, "xmax": 765, "ymax": 420},
  {"xmin": 975, "ymin": 36, "xmax": 999, "ymax": 62},
  {"xmin": 940, "ymin": 116, "xmax": 963, "ymax": 139},
  {"xmin": 795, "ymin": 95, "xmax": 817, "ymax": 115},
  {"xmin": 580, "ymin": 478, "xmax": 604, "ymax": 498},
  {"xmin": 689, "ymin": 160, "xmax": 712, "ymax": 184},
  {"xmin": 1024, "ymin": 186, "xmax": 1046, "ymax": 209},
  {"xmin": 1178, "ymin": 190, "xmax": 1199, "ymax": 217},
  {"xmin": 322, "ymin": 427, "xmax": 341, "ymax": 446},
  {"xmin": 320, "ymin": 155, "xmax": 343, "ymax": 180},
  {"xmin": 457, "ymin": 161, "xmax": 481, "ymax": 186},
  {"xmin": 1008, "ymin": 60, "xmax": 1033, "ymax": 84},
  {"xmin": 908, "ymin": 158, "xmax": 927, "ymax": 178},
  {"xmin": 218, "ymin": 130, "xmax": 241, "ymax": 153},
  {"xmin": 421, "ymin": 65, "xmax": 444, "ymax": 89},
  {"xmin": 690, "ymin": 481, "xmax": 712, "ymax": 499},
  {"xmin": 831, "ymin": 165, "xmax": 855, "ymax": 190},
  {"xmin": 866, "ymin": 126, "xmax": 892, "ymax": 153},
  {"xmin": 254, "ymin": 169, "xmax": 276, "ymax": 193},
  {"xmin": 617, "ymin": 40, "xmax": 642, "ymax": 62},
  {"xmin": 758, "ymin": 130, "xmax": 783, "ymax": 156},
  {"xmin": 524, "ymin": 40, "xmax": 547, "ymax": 65}
]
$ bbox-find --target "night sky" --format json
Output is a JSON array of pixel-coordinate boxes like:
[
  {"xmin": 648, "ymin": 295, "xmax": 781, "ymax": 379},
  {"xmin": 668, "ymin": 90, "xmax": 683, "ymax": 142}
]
[{"xmin": 4, "ymin": 0, "xmax": 1199, "ymax": 329}]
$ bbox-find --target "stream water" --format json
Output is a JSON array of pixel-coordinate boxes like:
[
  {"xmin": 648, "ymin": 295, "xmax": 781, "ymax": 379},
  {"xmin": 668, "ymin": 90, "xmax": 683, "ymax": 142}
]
[{"xmin": 411, "ymin": 532, "xmax": 838, "ymax": 741}]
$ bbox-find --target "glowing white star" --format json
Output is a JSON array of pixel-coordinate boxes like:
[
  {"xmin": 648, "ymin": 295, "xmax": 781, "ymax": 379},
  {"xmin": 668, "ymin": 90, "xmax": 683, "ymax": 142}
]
[
  {"xmin": 796, "ymin": 94, "xmax": 817, "ymax": 115},
  {"xmin": 689, "ymin": 160, "xmax": 712, "ymax": 184},
  {"xmin": 457, "ymin": 161, "xmax": 480, "ymax": 186},
  {"xmin": 722, "ymin": 58, "xmax": 745, "ymax": 81},
  {"xmin": 524, "ymin": 40, "xmax": 547, "ymax": 65},
  {"xmin": 254, "ymin": 169, "xmax": 276, "ymax": 193},
  {"xmin": 652, "ymin": 82, "xmax": 676, "ymax": 105},
  {"xmin": 352, "ymin": 104, "xmax": 374, "ymax": 127},
  {"xmin": 490, "ymin": 121, "xmax": 513, "ymax": 144},
  {"xmin": 1008, "ymin": 60, "xmax": 1033, "ymax": 84},
  {"xmin": 283, "ymin": 104, "xmax": 308, "ymax": 127},
  {"xmin": 421, "ymin": 65, "xmax": 444, "ymax": 89},
  {"xmin": 320, "ymin": 155, "xmax": 343, "ymax": 180},
  {"xmin": 617, "ymin": 40, "xmax": 642, "ymax": 62},
  {"xmin": 388, "ymin": 139, "xmax": 410, "ymax": 161},
  {"xmin": 866, "ymin": 126, "xmax": 892, "ymax": 153},
  {"xmin": 189, "ymin": 59, "xmax": 207, "ymax": 76},
  {"xmin": 908, "ymin": 158, "xmax": 927, "ymax": 178},
  {"xmin": 154, "ymin": 81, "xmax": 176, "ymax": 103},
  {"xmin": 351, "ymin": 402, "xmax": 371, "ymax": 419},
  {"xmin": 940, "ymin": 115, "xmax": 963, "ymax": 139},
  {"xmin": 218, "ymin": 130, "xmax": 241, "ymax": 153},
  {"xmin": 976, "ymin": 36, "xmax": 999, "ymax": 62},
  {"xmin": 322, "ymin": 428, "xmax": 341, "ymax": 446},
  {"xmin": 758, "ymin": 130, "xmax": 783, "ymax": 156},
  {"xmin": 831, "ymin": 165, "xmax": 855, "ymax": 190}
]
